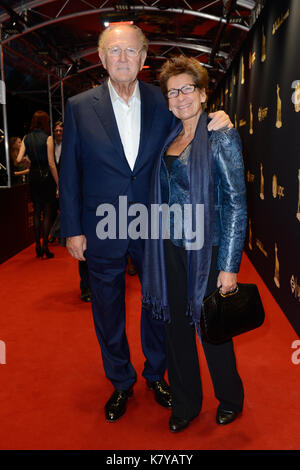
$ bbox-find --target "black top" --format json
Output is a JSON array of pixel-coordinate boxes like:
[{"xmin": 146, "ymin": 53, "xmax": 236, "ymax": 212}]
[
  {"xmin": 164, "ymin": 154, "xmax": 178, "ymax": 173},
  {"xmin": 24, "ymin": 130, "xmax": 49, "ymax": 170}
]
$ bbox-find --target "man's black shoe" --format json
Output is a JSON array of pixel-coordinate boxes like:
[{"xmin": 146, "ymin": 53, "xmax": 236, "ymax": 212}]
[
  {"xmin": 169, "ymin": 416, "xmax": 191, "ymax": 433},
  {"xmin": 146, "ymin": 379, "xmax": 172, "ymax": 408},
  {"xmin": 105, "ymin": 389, "xmax": 133, "ymax": 422},
  {"xmin": 80, "ymin": 288, "xmax": 92, "ymax": 302}
]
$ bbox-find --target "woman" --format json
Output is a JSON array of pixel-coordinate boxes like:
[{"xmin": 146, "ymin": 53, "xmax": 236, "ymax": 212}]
[
  {"xmin": 17, "ymin": 111, "xmax": 59, "ymax": 259},
  {"xmin": 9, "ymin": 136, "xmax": 30, "ymax": 184},
  {"xmin": 142, "ymin": 56, "xmax": 247, "ymax": 432}
]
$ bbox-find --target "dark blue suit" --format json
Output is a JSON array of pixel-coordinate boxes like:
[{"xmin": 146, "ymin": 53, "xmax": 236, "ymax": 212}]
[{"xmin": 59, "ymin": 79, "xmax": 175, "ymax": 390}]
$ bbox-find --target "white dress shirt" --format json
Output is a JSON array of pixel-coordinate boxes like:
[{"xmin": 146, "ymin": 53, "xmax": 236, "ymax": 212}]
[
  {"xmin": 55, "ymin": 142, "xmax": 62, "ymax": 164},
  {"xmin": 108, "ymin": 78, "xmax": 141, "ymax": 171}
]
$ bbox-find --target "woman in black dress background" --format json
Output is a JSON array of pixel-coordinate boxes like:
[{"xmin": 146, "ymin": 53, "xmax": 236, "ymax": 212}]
[{"xmin": 17, "ymin": 111, "xmax": 59, "ymax": 258}]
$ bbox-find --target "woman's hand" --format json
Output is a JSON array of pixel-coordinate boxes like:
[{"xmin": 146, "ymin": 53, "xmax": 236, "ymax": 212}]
[{"xmin": 217, "ymin": 271, "xmax": 237, "ymax": 295}]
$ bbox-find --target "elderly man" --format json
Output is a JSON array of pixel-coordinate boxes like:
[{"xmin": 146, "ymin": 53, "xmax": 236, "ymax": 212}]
[{"xmin": 59, "ymin": 23, "xmax": 232, "ymax": 422}]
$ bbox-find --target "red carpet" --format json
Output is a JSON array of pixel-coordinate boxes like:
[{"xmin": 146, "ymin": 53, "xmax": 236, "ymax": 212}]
[{"xmin": 0, "ymin": 243, "xmax": 299, "ymax": 451}]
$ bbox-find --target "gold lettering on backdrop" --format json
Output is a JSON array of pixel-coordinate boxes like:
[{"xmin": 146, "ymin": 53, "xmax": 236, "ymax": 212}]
[
  {"xmin": 249, "ymin": 103, "xmax": 254, "ymax": 134},
  {"xmin": 290, "ymin": 275, "xmax": 300, "ymax": 302},
  {"xmin": 248, "ymin": 219, "xmax": 252, "ymax": 250},
  {"xmin": 235, "ymin": 114, "xmax": 238, "ymax": 128},
  {"xmin": 249, "ymin": 51, "xmax": 256, "ymax": 69},
  {"xmin": 272, "ymin": 174, "xmax": 285, "ymax": 199},
  {"xmin": 297, "ymin": 169, "xmax": 300, "ymax": 221},
  {"xmin": 239, "ymin": 119, "xmax": 247, "ymax": 127},
  {"xmin": 260, "ymin": 163, "xmax": 264, "ymax": 200},
  {"xmin": 246, "ymin": 170, "xmax": 255, "ymax": 183},
  {"xmin": 256, "ymin": 239, "xmax": 268, "ymax": 257},
  {"xmin": 274, "ymin": 243, "xmax": 280, "ymax": 288},
  {"xmin": 276, "ymin": 84, "xmax": 282, "ymax": 128},
  {"xmin": 241, "ymin": 56, "xmax": 245, "ymax": 84},
  {"xmin": 258, "ymin": 106, "xmax": 268, "ymax": 121},
  {"xmin": 261, "ymin": 25, "xmax": 266, "ymax": 62},
  {"xmin": 233, "ymin": 75, "xmax": 237, "ymax": 86},
  {"xmin": 272, "ymin": 9, "xmax": 290, "ymax": 35}
]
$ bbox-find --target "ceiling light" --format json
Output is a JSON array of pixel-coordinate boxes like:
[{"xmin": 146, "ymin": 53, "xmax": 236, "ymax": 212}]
[{"xmin": 236, "ymin": 0, "xmax": 256, "ymax": 9}]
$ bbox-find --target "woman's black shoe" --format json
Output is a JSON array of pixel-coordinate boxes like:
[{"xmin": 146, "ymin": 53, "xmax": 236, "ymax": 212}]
[
  {"xmin": 216, "ymin": 408, "xmax": 240, "ymax": 425},
  {"xmin": 169, "ymin": 416, "xmax": 191, "ymax": 433},
  {"xmin": 35, "ymin": 246, "xmax": 42, "ymax": 258},
  {"xmin": 42, "ymin": 249, "xmax": 54, "ymax": 259}
]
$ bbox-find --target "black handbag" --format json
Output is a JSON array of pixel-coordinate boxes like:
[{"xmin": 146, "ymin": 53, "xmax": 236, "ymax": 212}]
[{"xmin": 200, "ymin": 283, "xmax": 265, "ymax": 344}]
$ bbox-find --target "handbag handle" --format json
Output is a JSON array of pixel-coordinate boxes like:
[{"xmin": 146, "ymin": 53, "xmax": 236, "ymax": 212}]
[{"xmin": 219, "ymin": 285, "xmax": 239, "ymax": 298}]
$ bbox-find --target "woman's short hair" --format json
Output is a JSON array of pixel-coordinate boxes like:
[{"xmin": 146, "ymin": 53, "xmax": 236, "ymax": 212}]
[
  {"xmin": 29, "ymin": 110, "xmax": 51, "ymax": 135},
  {"xmin": 159, "ymin": 55, "xmax": 209, "ymax": 100},
  {"xmin": 98, "ymin": 23, "xmax": 149, "ymax": 53}
]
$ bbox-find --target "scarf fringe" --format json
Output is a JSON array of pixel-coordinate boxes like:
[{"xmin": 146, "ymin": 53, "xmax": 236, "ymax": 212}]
[
  {"xmin": 142, "ymin": 295, "xmax": 202, "ymax": 339},
  {"xmin": 142, "ymin": 294, "xmax": 171, "ymax": 323}
]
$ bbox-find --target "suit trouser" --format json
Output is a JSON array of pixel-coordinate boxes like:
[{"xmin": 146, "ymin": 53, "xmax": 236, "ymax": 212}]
[
  {"xmin": 78, "ymin": 260, "xmax": 90, "ymax": 292},
  {"xmin": 86, "ymin": 239, "xmax": 167, "ymax": 391},
  {"xmin": 164, "ymin": 239, "xmax": 244, "ymax": 420}
]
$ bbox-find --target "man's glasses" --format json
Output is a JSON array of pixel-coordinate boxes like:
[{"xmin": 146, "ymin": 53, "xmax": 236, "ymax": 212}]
[
  {"xmin": 107, "ymin": 46, "xmax": 141, "ymax": 57},
  {"xmin": 166, "ymin": 84, "xmax": 198, "ymax": 99}
]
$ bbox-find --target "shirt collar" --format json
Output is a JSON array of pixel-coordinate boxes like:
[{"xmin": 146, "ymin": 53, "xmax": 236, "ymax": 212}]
[{"xmin": 108, "ymin": 78, "xmax": 140, "ymax": 105}]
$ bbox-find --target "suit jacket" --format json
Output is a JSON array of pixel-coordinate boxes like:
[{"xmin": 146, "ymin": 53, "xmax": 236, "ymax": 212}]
[{"xmin": 59, "ymin": 79, "xmax": 176, "ymax": 257}]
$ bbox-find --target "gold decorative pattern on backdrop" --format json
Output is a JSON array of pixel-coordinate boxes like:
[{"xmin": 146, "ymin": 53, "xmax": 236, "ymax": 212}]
[
  {"xmin": 272, "ymin": 174, "xmax": 285, "ymax": 199},
  {"xmin": 249, "ymin": 51, "xmax": 256, "ymax": 69},
  {"xmin": 249, "ymin": 102, "xmax": 254, "ymax": 134},
  {"xmin": 256, "ymin": 239, "xmax": 268, "ymax": 257},
  {"xmin": 297, "ymin": 169, "xmax": 300, "ymax": 221},
  {"xmin": 239, "ymin": 119, "xmax": 246, "ymax": 127},
  {"xmin": 274, "ymin": 242, "xmax": 280, "ymax": 288},
  {"xmin": 276, "ymin": 84, "xmax": 282, "ymax": 128},
  {"xmin": 293, "ymin": 81, "xmax": 300, "ymax": 112},
  {"xmin": 241, "ymin": 56, "xmax": 245, "ymax": 84},
  {"xmin": 272, "ymin": 9, "xmax": 290, "ymax": 35},
  {"xmin": 246, "ymin": 170, "xmax": 255, "ymax": 183},
  {"xmin": 290, "ymin": 275, "xmax": 300, "ymax": 302},
  {"xmin": 258, "ymin": 106, "xmax": 268, "ymax": 121},
  {"xmin": 248, "ymin": 219, "xmax": 252, "ymax": 250},
  {"xmin": 260, "ymin": 162, "xmax": 264, "ymax": 200},
  {"xmin": 261, "ymin": 25, "xmax": 266, "ymax": 62}
]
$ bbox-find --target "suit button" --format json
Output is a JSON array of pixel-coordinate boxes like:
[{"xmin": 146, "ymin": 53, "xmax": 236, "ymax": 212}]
[{"xmin": 131, "ymin": 175, "xmax": 136, "ymax": 180}]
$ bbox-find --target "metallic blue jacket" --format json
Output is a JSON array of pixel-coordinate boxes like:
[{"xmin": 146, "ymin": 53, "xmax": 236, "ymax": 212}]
[{"xmin": 160, "ymin": 127, "xmax": 247, "ymax": 273}]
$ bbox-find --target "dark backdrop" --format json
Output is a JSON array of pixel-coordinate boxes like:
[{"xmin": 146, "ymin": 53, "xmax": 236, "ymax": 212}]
[{"xmin": 209, "ymin": 0, "xmax": 300, "ymax": 335}]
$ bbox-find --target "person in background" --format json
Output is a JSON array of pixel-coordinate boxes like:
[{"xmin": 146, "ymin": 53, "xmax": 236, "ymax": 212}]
[
  {"xmin": 17, "ymin": 110, "xmax": 59, "ymax": 259},
  {"xmin": 49, "ymin": 120, "xmax": 64, "ymax": 243},
  {"xmin": 9, "ymin": 136, "xmax": 30, "ymax": 184},
  {"xmin": 59, "ymin": 23, "xmax": 233, "ymax": 423},
  {"xmin": 142, "ymin": 55, "xmax": 247, "ymax": 433}
]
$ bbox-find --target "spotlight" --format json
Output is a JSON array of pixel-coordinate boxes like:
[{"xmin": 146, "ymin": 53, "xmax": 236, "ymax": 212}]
[{"xmin": 236, "ymin": 0, "xmax": 256, "ymax": 9}]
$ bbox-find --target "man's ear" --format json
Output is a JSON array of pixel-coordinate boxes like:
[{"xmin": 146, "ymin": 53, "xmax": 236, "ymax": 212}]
[
  {"xmin": 98, "ymin": 50, "xmax": 107, "ymax": 70},
  {"xmin": 139, "ymin": 50, "xmax": 147, "ymax": 71}
]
